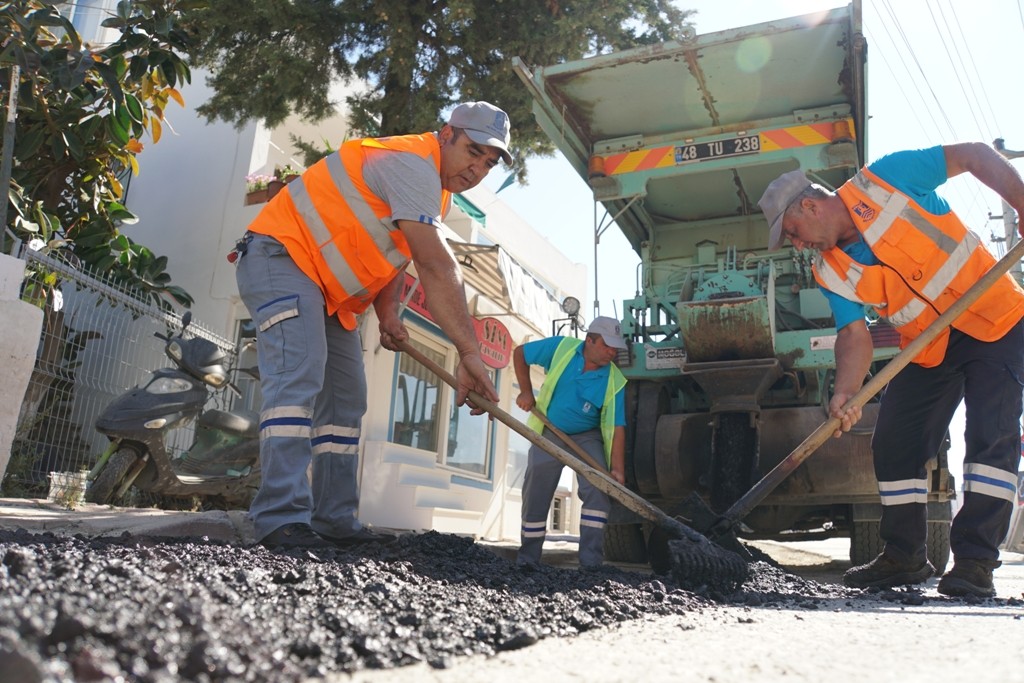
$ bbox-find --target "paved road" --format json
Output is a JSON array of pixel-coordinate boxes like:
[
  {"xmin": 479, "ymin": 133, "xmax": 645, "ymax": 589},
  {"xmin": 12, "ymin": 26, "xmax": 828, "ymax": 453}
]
[
  {"xmin": 4, "ymin": 499, "xmax": 1022, "ymax": 682},
  {"xmin": 343, "ymin": 539, "xmax": 1024, "ymax": 683}
]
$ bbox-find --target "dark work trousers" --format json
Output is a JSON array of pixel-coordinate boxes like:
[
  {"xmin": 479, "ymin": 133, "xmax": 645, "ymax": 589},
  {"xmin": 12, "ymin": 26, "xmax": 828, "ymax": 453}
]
[
  {"xmin": 518, "ymin": 428, "xmax": 610, "ymax": 568},
  {"xmin": 871, "ymin": 319, "xmax": 1024, "ymax": 565},
  {"xmin": 236, "ymin": 234, "xmax": 369, "ymax": 541}
]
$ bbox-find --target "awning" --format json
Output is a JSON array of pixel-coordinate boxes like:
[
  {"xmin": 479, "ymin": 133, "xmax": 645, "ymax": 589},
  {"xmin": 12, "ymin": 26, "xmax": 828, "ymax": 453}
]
[{"xmin": 446, "ymin": 240, "xmax": 564, "ymax": 334}]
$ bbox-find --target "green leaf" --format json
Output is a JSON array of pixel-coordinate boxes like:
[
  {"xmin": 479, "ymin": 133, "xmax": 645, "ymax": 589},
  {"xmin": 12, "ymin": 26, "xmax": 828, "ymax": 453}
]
[
  {"xmin": 160, "ymin": 60, "xmax": 177, "ymax": 88},
  {"xmin": 114, "ymin": 234, "xmax": 131, "ymax": 251},
  {"xmin": 104, "ymin": 114, "xmax": 130, "ymax": 146},
  {"xmin": 93, "ymin": 63, "xmax": 124, "ymax": 104},
  {"xmin": 128, "ymin": 55, "xmax": 149, "ymax": 81},
  {"xmin": 109, "ymin": 208, "xmax": 139, "ymax": 225},
  {"xmin": 64, "ymin": 130, "xmax": 85, "ymax": 161},
  {"xmin": 93, "ymin": 255, "xmax": 117, "ymax": 273},
  {"xmin": 14, "ymin": 128, "xmax": 45, "ymax": 158},
  {"xmin": 49, "ymin": 132, "xmax": 66, "ymax": 159}
]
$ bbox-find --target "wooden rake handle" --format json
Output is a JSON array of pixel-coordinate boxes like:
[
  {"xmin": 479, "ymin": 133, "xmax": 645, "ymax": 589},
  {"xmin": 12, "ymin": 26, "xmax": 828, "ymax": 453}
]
[{"xmin": 393, "ymin": 338, "xmax": 709, "ymax": 543}]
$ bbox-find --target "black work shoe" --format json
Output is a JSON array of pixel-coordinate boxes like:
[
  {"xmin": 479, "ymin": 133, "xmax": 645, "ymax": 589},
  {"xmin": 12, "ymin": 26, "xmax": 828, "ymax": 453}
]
[
  {"xmin": 259, "ymin": 523, "xmax": 324, "ymax": 549},
  {"xmin": 843, "ymin": 553, "xmax": 935, "ymax": 589},
  {"xmin": 937, "ymin": 559, "xmax": 999, "ymax": 598},
  {"xmin": 319, "ymin": 526, "xmax": 397, "ymax": 547}
]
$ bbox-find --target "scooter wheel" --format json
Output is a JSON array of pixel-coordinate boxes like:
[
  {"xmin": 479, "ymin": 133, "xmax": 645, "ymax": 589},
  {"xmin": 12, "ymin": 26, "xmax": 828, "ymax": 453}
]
[{"xmin": 85, "ymin": 448, "xmax": 139, "ymax": 504}]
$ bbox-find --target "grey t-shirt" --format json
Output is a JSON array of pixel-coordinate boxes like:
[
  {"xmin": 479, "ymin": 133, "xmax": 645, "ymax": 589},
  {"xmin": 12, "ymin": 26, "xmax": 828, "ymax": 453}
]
[{"xmin": 361, "ymin": 133, "xmax": 448, "ymax": 229}]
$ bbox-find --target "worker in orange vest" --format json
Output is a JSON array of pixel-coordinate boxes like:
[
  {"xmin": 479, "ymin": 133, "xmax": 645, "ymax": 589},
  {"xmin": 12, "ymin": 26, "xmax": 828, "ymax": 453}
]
[
  {"xmin": 233, "ymin": 102, "xmax": 511, "ymax": 549},
  {"xmin": 759, "ymin": 142, "xmax": 1024, "ymax": 597}
]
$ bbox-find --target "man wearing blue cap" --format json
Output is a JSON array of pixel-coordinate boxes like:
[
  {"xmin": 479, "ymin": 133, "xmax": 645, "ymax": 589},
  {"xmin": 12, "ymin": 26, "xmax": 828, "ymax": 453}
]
[{"xmin": 759, "ymin": 143, "xmax": 1024, "ymax": 597}]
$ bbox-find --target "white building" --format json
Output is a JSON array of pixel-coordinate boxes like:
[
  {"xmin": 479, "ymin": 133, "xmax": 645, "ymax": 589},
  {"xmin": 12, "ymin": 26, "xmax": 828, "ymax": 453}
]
[{"xmin": 60, "ymin": 2, "xmax": 591, "ymax": 541}]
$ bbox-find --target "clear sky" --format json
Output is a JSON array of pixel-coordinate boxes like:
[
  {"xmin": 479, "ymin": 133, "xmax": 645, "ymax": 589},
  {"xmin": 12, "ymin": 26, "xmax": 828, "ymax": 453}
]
[{"xmin": 484, "ymin": 0, "xmax": 1024, "ymax": 483}]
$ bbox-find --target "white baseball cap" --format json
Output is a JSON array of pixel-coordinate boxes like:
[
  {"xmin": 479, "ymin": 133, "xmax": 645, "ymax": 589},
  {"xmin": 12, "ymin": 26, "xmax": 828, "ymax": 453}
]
[
  {"xmin": 449, "ymin": 101, "xmax": 513, "ymax": 165},
  {"xmin": 587, "ymin": 316, "xmax": 628, "ymax": 350}
]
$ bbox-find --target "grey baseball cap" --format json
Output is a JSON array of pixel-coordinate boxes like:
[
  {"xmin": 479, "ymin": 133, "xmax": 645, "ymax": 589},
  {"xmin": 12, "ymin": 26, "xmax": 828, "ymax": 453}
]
[
  {"xmin": 449, "ymin": 101, "xmax": 513, "ymax": 165},
  {"xmin": 587, "ymin": 316, "xmax": 628, "ymax": 350},
  {"xmin": 758, "ymin": 169, "xmax": 812, "ymax": 251}
]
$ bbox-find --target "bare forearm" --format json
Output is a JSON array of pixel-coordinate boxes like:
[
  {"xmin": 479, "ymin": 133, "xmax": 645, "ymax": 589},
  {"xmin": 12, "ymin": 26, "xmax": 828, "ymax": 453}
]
[
  {"xmin": 373, "ymin": 272, "xmax": 402, "ymax": 319},
  {"xmin": 833, "ymin": 322, "xmax": 873, "ymax": 399},
  {"xmin": 417, "ymin": 259, "xmax": 480, "ymax": 358},
  {"xmin": 945, "ymin": 142, "xmax": 1024, "ymax": 216}
]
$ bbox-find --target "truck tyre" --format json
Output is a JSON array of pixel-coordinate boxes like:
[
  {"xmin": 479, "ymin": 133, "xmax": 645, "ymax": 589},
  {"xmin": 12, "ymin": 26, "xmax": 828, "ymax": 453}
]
[
  {"xmin": 849, "ymin": 519, "xmax": 952, "ymax": 572},
  {"xmin": 849, "ymin": 520, "xmax": 882, "ymax": 567},
  {"xmin": 926, "ymin": 520, "xmax": 951, "ymax": 573},
  {"xmin": 85, "ymin": 448, "xmax": 139, "ymax": 505},
  {"xmin": 603, "ymin": 523, "xmax": 647, "ymax": 564}
]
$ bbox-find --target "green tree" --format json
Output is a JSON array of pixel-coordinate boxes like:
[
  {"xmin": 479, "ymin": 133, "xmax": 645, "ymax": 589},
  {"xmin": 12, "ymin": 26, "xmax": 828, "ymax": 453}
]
[
  {"xmin": 186, "ymin": 0, "xmax": 692, "ymax": 178},
  {"xmin": 1, "ymin": 0, "xmax": 205, "ymax": 309}
]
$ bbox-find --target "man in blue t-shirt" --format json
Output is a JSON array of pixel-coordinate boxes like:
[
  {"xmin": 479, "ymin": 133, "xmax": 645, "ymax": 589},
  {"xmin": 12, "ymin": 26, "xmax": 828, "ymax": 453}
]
[
  {"xmin": 759, "ymin": 142, "xmax": 1024, "ymax": 597},
  {"xmin": 513, "ymin": 316, "xmax": 628, "ymax": 570}
]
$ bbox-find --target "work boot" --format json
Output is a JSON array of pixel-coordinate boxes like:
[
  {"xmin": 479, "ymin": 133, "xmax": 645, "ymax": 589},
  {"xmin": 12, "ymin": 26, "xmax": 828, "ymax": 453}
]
[
  {"xmin": 319, "ymin": 526, "xmax": 397, "ymax": 548},
  {"xmin": 259, "ymin": 523, "xmax": 324, "ymax": 549},
  {"xmin": 937, "ymin": 558, "xmax": 999, "ymax": 598},
  {"xmin": 843, "ymin": 552, "xmax": 935, "ymax": 589}
]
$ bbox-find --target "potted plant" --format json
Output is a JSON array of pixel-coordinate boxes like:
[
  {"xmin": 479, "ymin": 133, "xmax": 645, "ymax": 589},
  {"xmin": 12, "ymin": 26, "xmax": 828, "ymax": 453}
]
[
  {"xmin": 244, "ymin": 173, "xmax": 275, "ymax": 205},
  {"xmin": 277, "ymin": 164, "xmax": 302, "ymax": 183}
]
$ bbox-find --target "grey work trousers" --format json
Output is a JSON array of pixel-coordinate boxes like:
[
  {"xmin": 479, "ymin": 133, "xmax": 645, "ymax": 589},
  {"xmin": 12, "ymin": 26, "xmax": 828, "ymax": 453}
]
[
  {"xmin": 518, "ymin": 428, "xmax": 610, "ymax": 568},
  {"xmin": 236, "ymin": 233, "xmax": 369, "ymax": 541}
]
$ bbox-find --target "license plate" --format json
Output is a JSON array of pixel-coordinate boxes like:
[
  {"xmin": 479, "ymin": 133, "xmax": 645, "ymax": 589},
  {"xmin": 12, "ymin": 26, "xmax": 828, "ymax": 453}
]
[{"xmin": 674, "ymin": 134, "xmax": 761, "ymax": 164}]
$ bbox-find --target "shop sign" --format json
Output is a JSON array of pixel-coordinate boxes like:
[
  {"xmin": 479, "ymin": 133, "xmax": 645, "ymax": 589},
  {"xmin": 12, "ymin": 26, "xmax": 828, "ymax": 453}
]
[{"xmin": 401, "ymin": 274, "xmax": 512, "ymax": 369}]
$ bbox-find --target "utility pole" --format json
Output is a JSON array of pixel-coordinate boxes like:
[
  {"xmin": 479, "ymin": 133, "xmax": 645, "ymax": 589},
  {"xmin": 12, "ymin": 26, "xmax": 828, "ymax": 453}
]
[{"xmin": 992, "ymin": 138, "xmax": 1024, "ymax": 285}]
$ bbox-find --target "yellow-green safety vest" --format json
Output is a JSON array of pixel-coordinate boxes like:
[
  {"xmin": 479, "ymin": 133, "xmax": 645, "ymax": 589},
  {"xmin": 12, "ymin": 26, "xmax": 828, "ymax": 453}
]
[{"xmin": 525, "ymin": 337, "xmax": 626, "ymax": 467}]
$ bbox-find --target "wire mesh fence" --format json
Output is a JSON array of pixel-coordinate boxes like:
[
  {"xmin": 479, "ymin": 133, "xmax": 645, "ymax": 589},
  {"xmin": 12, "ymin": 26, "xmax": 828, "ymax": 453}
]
[{"xmin": 4, "ymin": 249, "xmax": 243, "ymax": 503}]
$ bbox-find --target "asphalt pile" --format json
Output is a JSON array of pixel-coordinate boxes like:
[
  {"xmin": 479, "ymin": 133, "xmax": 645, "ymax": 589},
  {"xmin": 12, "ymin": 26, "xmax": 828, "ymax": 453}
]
[{"xmin": 0, "ymin": 528, "xmax": 853, "ymax": 682}]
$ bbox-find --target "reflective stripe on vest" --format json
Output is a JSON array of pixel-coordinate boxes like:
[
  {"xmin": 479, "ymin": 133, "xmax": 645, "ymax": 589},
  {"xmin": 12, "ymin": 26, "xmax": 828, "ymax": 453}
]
[
  {"xmin": 525, "ymin": 337, "xmax": 626, "ymax": 466},
  {"xmin": 813, "ymin": 167, "xmax": 1024, "ymax": 366},
  {"xmin": 246, "ymin": 133, "xmax": 449, "ymax": 329}
]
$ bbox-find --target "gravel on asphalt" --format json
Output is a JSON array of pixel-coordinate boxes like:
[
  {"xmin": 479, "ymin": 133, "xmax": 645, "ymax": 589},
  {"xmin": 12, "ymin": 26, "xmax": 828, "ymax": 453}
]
[{"xmin": 0, "ymin": 527, "xmax": 952, "ymax": 682}]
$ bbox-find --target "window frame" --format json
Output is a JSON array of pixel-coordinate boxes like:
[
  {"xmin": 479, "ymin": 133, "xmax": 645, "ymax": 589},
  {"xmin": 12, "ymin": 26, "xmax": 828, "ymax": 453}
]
[{"xmin": 386, "ymin": 314, "xmax": 497, "ymax": 482}]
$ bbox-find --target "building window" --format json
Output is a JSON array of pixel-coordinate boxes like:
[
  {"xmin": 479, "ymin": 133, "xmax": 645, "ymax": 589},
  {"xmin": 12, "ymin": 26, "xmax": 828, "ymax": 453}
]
[
  {"xmin": 388, "ymin": 331, "xmax": 495, "ymax": 479},
  {"xmin": 390, "ymin": 337, "xmax": 444, "ymax": 452},
  {"xmin": 444, "ymin": 372, "xmax": 494, "ymax": 476},
  {"xmin": 62, "ymin": 0, "xmax": 110, "ymax": 42}
]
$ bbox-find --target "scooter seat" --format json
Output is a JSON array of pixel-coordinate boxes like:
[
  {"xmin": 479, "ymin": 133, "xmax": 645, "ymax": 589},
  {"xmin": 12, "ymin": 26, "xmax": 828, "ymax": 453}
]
[{"xmin": 199, "ymin": 409, "xmax": 259, "ymax": 438}]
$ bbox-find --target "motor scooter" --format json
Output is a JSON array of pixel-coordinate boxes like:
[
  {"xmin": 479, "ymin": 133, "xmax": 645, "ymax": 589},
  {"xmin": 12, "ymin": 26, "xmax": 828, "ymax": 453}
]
[{"xmin": 86, "ymin": 312, "xmax": 261, "ymax": 508}]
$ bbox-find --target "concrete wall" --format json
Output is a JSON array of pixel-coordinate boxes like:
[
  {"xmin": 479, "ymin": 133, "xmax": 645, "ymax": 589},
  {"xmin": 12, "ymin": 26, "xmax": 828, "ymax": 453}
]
[{"xmin": 0, "ymin": 255, "xmax": 44, "ymax": 481}]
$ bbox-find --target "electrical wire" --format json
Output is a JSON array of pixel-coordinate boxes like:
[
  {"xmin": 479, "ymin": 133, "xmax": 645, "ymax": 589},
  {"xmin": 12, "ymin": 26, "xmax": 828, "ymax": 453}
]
[
  {"xmin": 945, "ymin": 0, "xmax": 1004, "ymax": 138},
  {"xmin": 928, "ymin": 1, "xmax": 992, "ymax": 141}
]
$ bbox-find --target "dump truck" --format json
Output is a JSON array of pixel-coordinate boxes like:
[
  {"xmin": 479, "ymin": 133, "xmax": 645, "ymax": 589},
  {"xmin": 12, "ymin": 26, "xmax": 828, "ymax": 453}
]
[{"xmin": 513, "ymin": 2, "xmax": 954, "ymax": 570}]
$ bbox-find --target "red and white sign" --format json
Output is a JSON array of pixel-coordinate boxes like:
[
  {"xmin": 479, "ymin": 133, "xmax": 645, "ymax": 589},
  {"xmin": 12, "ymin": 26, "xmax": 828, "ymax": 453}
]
[
  {"xmin": 400, "ymin": 274, "xmax": 512, "ymax": 369},
  {"xmin": 471, "ymin": 316, "xmax": 512, "ymax": 369}
]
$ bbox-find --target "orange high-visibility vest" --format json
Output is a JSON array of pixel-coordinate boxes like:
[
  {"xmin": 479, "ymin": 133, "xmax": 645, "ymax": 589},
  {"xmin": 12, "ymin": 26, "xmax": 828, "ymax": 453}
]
[
  {"xmin": 814, "ymin": 167, "xmax": 1024, "ymax": 367},
  {"xmin": 247, "ymin": 133, "xmax": 452, "ymax": 330}
]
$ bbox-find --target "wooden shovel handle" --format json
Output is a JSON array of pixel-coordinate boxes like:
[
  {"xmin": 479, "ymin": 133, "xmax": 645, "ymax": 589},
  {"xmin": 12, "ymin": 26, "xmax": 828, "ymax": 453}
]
[{"xmin": 722, "ymin": 237, "xmax": 1024, "ymax": 525}]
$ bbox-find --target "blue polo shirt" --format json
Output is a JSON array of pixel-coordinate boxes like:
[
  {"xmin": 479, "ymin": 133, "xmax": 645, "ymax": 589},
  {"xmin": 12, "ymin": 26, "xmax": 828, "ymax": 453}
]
[
  {"xmin": 522, "ymin": 336, "xmax": 626, "ymax": 434},
  {"xmin": 824, "ymin": 145, "xmax": 952, "ymax": 329}
]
